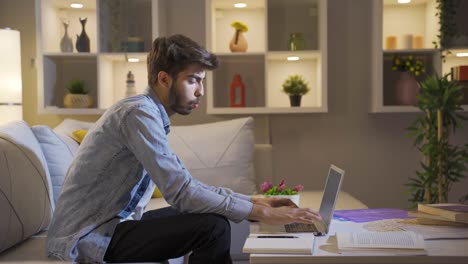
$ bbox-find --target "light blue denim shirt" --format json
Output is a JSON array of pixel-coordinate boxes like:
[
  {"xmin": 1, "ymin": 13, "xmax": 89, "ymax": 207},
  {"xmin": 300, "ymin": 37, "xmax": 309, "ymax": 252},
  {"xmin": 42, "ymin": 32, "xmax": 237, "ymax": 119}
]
[{"xmin": 47, "ymin": 87, "xmax": 253, "ymax": 263}]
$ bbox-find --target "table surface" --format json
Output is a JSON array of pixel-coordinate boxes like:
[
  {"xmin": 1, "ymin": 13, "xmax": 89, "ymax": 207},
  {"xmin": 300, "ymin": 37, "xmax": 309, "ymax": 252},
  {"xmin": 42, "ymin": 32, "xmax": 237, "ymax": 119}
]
[{"xmin": 249, "ymin": 191, "xmax": 468, "ymax": 264}]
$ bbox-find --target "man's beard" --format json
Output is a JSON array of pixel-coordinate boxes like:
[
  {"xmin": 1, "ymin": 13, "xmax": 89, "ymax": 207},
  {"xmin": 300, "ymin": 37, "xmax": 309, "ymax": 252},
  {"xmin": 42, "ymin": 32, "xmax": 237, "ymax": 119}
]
[{"xmin": 169, "ymin": 82, "xmax": 194, "ymax": 115}]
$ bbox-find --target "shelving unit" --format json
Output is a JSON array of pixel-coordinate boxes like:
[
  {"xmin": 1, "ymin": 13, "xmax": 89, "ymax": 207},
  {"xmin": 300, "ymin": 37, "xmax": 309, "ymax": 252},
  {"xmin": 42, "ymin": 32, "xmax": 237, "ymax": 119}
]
[
  {"xmin": 35, "ymin": 0, "xmax": 164, "ymax": 114},
  {"xmin": 205, "ymin": 0, "xmax": 327, "ymax": 114},
  {"xmin": 371, "ymin": 0, "xmax": 468, "ymax": 113}
]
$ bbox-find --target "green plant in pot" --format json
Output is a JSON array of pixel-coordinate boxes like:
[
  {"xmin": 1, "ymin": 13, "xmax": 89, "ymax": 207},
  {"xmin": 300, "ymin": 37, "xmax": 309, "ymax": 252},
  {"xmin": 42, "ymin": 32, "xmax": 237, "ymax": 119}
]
[
  {"xmin": 407, "ymin": 73, "xmax": 468, "ymax": 207},
  {"xmin": 64, "ymin": 79, "xmax": 93, "ymax": 108},
  {"xmin": 282, "ymin": 75, "xmax": 310, "ymax": 107}
]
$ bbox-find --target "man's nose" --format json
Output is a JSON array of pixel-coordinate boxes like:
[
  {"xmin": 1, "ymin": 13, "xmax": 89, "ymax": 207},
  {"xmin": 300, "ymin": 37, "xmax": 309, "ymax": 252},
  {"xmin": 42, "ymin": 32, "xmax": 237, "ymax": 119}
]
[{"xmin": 195, "ymin": 83, "xmax": 204, "ymax": 97}]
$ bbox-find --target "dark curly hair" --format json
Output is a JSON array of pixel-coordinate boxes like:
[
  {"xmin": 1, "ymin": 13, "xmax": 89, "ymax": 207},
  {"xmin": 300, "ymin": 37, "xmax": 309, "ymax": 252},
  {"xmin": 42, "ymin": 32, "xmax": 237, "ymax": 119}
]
[{"xmin": 147, "ymin": 34, "xmax": 219, "ymax": 87}]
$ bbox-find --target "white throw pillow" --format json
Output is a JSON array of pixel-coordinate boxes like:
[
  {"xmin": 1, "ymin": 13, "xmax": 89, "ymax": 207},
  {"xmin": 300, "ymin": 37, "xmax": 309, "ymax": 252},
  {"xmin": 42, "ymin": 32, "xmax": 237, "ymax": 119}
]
[
  {"xmin": 53, "ymin": 118, "xmax": 94, "ymax": 138},
  {"xmin": 168, "ymin": 117, "xmax": 256, "ymax": 195},
  {"xmin": 31, "ymin": 126, "xmax": 76, "ymax": 204}
]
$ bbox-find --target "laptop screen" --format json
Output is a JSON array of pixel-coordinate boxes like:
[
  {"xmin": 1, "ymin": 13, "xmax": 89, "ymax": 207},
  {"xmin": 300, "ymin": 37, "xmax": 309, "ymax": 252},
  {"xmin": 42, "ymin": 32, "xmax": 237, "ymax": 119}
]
[{"xmin": 318, "ymin": 165, "xmax": 344, "ymax": 233}]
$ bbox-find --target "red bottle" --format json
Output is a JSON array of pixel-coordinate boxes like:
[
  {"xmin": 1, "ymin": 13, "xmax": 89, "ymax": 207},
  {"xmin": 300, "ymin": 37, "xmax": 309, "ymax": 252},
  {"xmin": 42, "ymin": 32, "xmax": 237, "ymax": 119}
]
[{"xmin": 230, "ymin": 74, "xmax": 245, "ymax": 107}]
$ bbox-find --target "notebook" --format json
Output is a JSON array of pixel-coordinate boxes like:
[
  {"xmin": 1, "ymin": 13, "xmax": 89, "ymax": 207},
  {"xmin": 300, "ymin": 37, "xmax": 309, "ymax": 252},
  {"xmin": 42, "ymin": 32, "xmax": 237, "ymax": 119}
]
[
  {"xmin": 243, "ymin": 233, "xmax": 315, "ymax": 255},
  {"xmin": 284, "ymin": 164, "xmax": 345, "ymax": 236}
]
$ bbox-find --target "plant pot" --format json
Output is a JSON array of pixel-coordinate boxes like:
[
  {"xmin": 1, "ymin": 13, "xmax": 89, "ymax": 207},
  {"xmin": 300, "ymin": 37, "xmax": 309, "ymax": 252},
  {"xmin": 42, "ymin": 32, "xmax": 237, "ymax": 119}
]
[
  {"xmin": 264, "ymin": 194, "xmax": 300, "ymax": 206},
  {"xmin": 395, "ymin": 72, "xmax": 419, "ymax": 106},
  {"xmin": 289, "ymin": 95, "xmax": 302, "ymax": 107},
  {"xmin": 229, "ymin": 30, "xmax": 248, "ymax": 52},
  {"xmin": 64, "ymin": 94, "xmax": 93, "ymax": 108}
]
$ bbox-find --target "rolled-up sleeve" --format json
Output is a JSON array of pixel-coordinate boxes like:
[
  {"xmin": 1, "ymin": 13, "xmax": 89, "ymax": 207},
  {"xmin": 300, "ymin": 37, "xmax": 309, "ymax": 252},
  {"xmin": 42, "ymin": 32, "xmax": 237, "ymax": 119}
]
[{"xmin": 120, "ymin": 105, "xmax": 253, "ymax": 222}]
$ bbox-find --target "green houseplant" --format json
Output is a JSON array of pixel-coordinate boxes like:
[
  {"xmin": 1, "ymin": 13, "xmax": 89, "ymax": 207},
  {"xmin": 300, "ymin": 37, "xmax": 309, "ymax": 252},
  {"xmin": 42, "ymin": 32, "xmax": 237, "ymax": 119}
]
[
  {"xmin": 282, "ymin": 75, "xmax": 310, "ymax": 107},
  {"xmin": 64, "ymin": 79, "xmax": 93, "ymax": 108},
  {"xmin": 433, "ymin": 0, "xmax": 460, "ymax": 62},
  {"xmin": 407, "ymin": 74, "xmax": 468, "ymax": 207}
]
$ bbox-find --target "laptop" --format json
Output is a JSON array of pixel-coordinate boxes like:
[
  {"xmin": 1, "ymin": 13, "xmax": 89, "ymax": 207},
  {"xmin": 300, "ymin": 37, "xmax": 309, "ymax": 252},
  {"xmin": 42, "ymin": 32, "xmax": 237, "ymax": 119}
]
[{"xmin": 284, "ymin": 164, "xmax": 345, "ymax": 236}]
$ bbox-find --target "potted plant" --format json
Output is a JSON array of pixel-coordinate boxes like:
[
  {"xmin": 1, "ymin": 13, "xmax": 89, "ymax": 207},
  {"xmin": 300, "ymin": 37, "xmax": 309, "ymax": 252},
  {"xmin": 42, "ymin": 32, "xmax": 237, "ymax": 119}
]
[
  {"xmin": 261, "ymin": 179, "xmax": 304, "ymax": 206},
  {"xmin": 282, "ymin": 75, "xmax": 310, "ymax": 107},
  {"xmin": 229, "ymin": 21, "xmax": 248, "ymax": 52},
  {"xmin": 64, "ymin": 79, "xmax": 93, "ymax": 108},
  {"xmin": 407, "ymin": 73, "xmax": 468, "ymax": 207},
  {"xmin": 433, "ymin": 0, "xmax": 461, "ymax": 62},
  {"xmin": 391, "ymin": 55, "xmax": 426, "ymax": 105}
]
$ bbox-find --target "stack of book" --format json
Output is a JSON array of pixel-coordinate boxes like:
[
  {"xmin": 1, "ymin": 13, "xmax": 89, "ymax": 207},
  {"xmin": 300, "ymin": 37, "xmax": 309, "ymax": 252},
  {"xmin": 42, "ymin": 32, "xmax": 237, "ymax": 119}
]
[
  {"xmin": 451, "ymin": 65, "xmax": 468, "ymax": 104},
  {"xmin": 408, "ymin": 203, "xmax": 468, "ymax": 226}
]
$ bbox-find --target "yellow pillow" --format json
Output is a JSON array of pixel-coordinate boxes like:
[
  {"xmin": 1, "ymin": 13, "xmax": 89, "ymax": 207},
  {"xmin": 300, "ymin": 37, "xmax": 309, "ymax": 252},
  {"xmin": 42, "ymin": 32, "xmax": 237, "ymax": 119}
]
[
  {"xmin": 152, "ymin": 187, "xmax": 163, "ymax": 198},
  {"xmin": 72, "ymin": 129, "xmax": 88, "ymax": 144}
]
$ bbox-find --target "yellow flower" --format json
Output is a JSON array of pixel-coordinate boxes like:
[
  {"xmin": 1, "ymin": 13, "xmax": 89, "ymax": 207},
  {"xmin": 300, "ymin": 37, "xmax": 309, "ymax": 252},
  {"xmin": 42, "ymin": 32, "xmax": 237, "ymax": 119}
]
[{"xmin": 231, "ymin": 21, "xmax": 248, "ymax": 32}]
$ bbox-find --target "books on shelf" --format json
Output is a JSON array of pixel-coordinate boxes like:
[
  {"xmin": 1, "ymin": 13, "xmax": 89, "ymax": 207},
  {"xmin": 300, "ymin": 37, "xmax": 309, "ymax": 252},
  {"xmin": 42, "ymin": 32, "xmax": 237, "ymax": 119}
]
[
  {"xmin": 417, "ymin": 203, "xmax": 468, "ymax": 222},
  {"xmin": 452, "ymin": 65, "xmax": 468, "ymax": 81},
  {"xmin": 336, "ymin": 231, "xmax": 427, "ymax": 255}
]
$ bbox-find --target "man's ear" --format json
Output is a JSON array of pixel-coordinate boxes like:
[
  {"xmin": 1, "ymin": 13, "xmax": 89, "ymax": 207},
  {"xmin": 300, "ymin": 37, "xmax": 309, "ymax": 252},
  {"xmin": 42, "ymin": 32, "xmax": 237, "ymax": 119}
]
[{"xmin": 157, "ymin": 71, "xmax": 173, "ymax": 89}]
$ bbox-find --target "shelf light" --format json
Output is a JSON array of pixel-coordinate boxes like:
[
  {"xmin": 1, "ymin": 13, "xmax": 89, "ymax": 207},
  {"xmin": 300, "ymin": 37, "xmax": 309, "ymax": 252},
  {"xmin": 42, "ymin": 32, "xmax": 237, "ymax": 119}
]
[
  {"xmin": 127, "ymin": 57, "xmax": 140, "ymax": 63},
  {"xmin": 70, "ymin": 3, "xmax": 84, "ymax": 9},
  {"xmin": 234, "ymin": 2, "xmax": 247, "ymax": 8},
  {"xmin": 287, "ymin": 56, "xmax": 300, "ymax": 61},
  {"xmin": 397, "ymin": 0, "xmax": 411, "ymax": 4},
  {"xmin": 456, "ymin": 52, "xmax": 468, "ymax": 57}
]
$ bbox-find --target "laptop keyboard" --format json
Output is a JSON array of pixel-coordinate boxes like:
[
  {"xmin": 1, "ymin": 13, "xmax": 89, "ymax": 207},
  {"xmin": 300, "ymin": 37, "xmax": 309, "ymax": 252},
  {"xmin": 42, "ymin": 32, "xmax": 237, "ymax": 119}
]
[{"xmin": 284, "ymin": 222, "xmax": 318, "ymax": 233}]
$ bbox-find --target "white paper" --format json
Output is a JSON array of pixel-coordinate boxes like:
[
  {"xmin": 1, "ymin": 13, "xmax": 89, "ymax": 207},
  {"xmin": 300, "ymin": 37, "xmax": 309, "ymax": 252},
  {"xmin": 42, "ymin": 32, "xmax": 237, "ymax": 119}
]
[
  {"xmin": 399, "ymin": 224, "xmax": 468, "ymax": 240},
  {"xmin": 337, "ymin": 231, "xmax": 426, "ymax": 250},
  {"xmin": 243, "ymin": 233, "xmax": 315, "ymax": 255}
]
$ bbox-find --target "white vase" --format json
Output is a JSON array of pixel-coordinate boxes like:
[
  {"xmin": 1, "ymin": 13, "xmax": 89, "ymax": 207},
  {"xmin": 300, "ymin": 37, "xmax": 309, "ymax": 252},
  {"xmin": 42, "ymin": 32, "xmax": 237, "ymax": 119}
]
[{"xmin": 265, "ymin": 194, "xmax": 300, "ymax": 206}]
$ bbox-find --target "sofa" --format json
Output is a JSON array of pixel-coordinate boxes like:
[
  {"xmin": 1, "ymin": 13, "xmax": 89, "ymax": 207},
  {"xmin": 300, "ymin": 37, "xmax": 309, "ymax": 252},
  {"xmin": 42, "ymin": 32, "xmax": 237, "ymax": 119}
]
[{"xmin": 0, "ymin": 117, "xmax": 273, "ymax": 264}]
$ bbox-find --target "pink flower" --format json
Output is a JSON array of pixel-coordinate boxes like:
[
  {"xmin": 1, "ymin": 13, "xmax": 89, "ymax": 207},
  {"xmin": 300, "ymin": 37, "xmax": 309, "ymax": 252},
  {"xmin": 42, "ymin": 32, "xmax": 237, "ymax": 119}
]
[
  {"xmin": 278, "ymin": 179, "xmax": 286, "ymax": 192},
  {"xmin": 260, "ymin": 181, "xmax": 273, "ymax": 193},
  {"xmin": 292, "ymin": 184, "xmax": 304, "ymax": 192}
]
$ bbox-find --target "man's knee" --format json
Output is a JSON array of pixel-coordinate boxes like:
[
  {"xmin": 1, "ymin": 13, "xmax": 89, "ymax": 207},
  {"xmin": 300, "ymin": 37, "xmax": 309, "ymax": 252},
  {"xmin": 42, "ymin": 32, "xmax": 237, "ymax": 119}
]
[{"xmin": 205, "ymin": 214, "xmax": 231, "ymax": 237}]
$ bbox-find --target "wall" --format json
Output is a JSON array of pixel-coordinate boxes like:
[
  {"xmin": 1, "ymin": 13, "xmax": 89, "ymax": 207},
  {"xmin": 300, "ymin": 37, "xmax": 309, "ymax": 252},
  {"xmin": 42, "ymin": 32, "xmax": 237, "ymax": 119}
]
[{"xmin": 1, "ymin": 0, "xmax": 467, "ymax": 209}]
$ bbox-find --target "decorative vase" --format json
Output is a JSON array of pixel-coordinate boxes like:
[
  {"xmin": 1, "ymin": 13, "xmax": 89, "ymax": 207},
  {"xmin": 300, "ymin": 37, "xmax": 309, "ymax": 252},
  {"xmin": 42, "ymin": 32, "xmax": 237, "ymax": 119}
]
[
  {"xmin": 230, "ymin": 74, "xmax": 245, "ymax": 107},
  {"xmin": 76, "ymin": 17, "xmax": 90, "ymax": 52},
  {"xmin": 288, "ymin": 32, "xmax": 305, "ymax": 51},
  {"xmin": 265, "ymin": 194, "xmax": 300, "ymax": 206},
  {"xmin": 289, "ymin": 95, "xmax": 302, "ymax": 107},
  {"xmin": 395, "ymin": 71, "xmax": 419, "ymax": 105},
  {"xmin": 60, "ymin": 21, "xmax": 73, "ymax": 52},
  {"xmin": 64, "ymin": 94, "xmax": 93, "ymax": 108},
  {"xmin": 229, "ymin": 30, "xmax": 248, "ymax": 52}
]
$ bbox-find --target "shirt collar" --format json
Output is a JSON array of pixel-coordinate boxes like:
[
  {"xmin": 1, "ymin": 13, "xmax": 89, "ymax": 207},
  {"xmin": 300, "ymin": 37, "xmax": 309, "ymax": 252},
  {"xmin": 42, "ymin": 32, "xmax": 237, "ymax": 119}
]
[{"xmin": 144, "ymin": 86, "xmax": 171, "ymax": 134}]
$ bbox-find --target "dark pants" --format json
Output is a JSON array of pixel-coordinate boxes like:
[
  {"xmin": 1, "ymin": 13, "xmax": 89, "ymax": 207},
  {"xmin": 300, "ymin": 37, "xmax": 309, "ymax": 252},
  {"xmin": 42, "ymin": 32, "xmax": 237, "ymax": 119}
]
[{"xmin": 103, "ymin": 207, "xmax": 232, "ymax": 264}]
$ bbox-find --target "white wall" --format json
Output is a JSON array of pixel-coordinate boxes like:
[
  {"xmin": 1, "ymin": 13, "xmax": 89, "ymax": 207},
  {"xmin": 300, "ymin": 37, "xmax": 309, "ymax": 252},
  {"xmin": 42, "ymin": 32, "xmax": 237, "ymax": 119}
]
[{"xmin": 1, "ymin": 0, "xmax": 467, "ymax": 209}]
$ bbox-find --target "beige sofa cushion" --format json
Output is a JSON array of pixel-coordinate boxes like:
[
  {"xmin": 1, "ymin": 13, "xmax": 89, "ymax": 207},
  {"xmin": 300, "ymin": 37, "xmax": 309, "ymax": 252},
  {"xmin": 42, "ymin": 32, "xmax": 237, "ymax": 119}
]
[{"xmin": 0, "ymin": 121, "xmax": 54, "ymax": 253}]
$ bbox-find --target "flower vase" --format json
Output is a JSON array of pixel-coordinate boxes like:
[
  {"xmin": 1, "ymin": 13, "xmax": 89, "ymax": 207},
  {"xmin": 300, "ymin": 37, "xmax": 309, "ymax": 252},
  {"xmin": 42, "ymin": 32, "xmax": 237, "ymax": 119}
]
[
  {"xmin": 60, "ymin": 21, "xmax": 73, "ymax": 52},
  {"xmin": 76, "ymin": 17, "xmax": 90, "ymax": 52},
  {"xmin": 395, "ymin": 71, "xmax": 419, "ymax": 105},
  {"xmin": 265, "ymin": 194, "xmax": 300, "ymax": 206},
  {"xmin": 289, "ymin": 95, "xmax": 302, "ymax": 107},
  {"xmin": 229, "ymin": 30, "xmax": 248, "ymax": 52}
]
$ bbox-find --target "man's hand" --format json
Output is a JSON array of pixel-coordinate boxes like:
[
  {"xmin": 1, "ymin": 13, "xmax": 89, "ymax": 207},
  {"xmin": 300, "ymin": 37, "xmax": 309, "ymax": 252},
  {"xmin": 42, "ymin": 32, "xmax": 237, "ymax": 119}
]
[
  {"xmin": 252, "ymin": 197, "xmax": 297, "ymax": 208},
  {"xmin": 248, "ymin": 204, "xmax": 322, "ymax": 225}
]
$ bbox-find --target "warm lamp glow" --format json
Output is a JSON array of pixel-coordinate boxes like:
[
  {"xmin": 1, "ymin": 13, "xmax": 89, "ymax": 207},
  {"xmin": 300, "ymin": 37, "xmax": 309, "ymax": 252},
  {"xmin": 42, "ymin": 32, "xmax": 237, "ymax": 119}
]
[
  {"xmin": 70, "ymin": 3, "xmax": 84, "ymax": 9},
  {"xmin": 398, "ymin": 0, "xmax": 411, "ymax": 4},
  {"xmin": 0, "ymin": 28, "xmax": 22, "ymax": 123},
  {"xmin": 287, "ymin": 56, "xmax": 300, "ymax": 61},
  {"xmin": 456, "ymin": 52, "xmax": 468, "ymax": 57},
  {"xmin": 234, "ymin": 3, "xmax": 247, "ymax": 8}
]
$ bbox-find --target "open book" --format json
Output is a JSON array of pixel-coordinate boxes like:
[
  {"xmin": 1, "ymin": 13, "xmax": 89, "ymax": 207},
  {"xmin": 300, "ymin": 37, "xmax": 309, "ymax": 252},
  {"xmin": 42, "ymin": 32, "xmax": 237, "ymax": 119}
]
[{"xmin": 336, "ymin": 231, "xmax": 427, "ymax": 255}]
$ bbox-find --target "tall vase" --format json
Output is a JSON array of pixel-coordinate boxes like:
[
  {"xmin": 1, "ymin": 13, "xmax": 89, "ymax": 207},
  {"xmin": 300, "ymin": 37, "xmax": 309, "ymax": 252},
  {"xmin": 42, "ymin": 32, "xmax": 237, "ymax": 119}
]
[
  {"xmin": 229, "ymin": 30, "xmax": 248, "ymax": 52},
  {"xmin": 60, "ymin": 21, "xmax": 73, "ymax": 52},
  {"xmin": 76, "ymin": 17, "xmax": 90, "ymax": 52},
  {"xmin": 395, "ymin": 71, "xmax": 419, "ymax": 105}
]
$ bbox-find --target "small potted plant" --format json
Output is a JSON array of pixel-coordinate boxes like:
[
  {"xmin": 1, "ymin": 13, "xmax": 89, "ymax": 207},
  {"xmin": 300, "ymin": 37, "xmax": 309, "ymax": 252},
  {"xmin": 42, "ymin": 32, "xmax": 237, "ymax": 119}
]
[
  {"xmin": 391, "ymin": 55, "xmax": 425, "ymax": 105},
  {"xmin": 282, "ymin": 75, "xmax": 310, "ymax": 107},
  {"xmin": 261, "ymin": 179, "xmax": 304, "ymax": 206},
  {"xmin": 229, "ymin": 20, "xmax": 248, "ymax": 52},
  {"xmin": 64, "ymin": 79, "xmax": 93, "ymax": 108}
]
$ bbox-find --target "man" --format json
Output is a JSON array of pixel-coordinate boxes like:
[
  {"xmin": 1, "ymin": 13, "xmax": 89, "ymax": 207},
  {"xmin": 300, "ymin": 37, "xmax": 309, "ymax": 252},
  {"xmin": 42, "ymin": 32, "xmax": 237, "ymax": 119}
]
[{"xmin": 47, "ymin": 34, "xmax": 321, "ymax": 264}]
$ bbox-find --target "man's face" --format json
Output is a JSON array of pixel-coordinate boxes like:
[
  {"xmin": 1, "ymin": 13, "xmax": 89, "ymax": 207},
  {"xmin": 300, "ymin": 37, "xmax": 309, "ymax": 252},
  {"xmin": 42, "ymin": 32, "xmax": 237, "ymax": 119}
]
[{"xmin": 168, "ymin": 64, "xmax": 206, "ymax": 115}]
